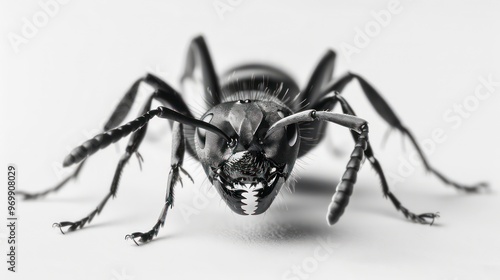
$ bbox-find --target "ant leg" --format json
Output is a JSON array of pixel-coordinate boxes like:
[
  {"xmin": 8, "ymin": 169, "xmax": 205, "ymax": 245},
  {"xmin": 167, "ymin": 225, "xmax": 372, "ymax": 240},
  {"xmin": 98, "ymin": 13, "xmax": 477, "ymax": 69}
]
[
  {"xmin": 53, "ymin": 91, "xmax": 226, "ymax": 234},
  {"xmin": 298, "ymin": 50, "xmax": 337, "ymax": 156},
  {"xmin": 332, "ymin": 94, "xmax": 439, "ymax": 225},
  {"xmin": 18, "ymin": 77, "xmax": 145, "ymax": 200},
  {"xmin": 303, "ymin": 50, "xmax": 336, "ymax": 108},
  {"xmin": 17, "ymin": 160, "xmax": 87, "ymax": 200},
  {"xmin": 181, "ymin": 35, "xmax": 222, "ymax": 106},
  {"xmin": 20, "ymin": 74, "xmax": 194, "ymax": 200},
  {"xmin": 315, "ymin": 73, "xmax": 487, "ymax": 192},
  {"xmin": 267, "ymin": 110, "xmax": 438, "ymax": 225},
  {"xmin": 125, "ymin": 122, "xmax": 190, "ymax": 245},
  {"xmin": 106, "ymin": 73, "xmax": 195, "ymax": 129},
  {"xmin": 53, "ymin": 95, "xmax": 156, "ymax": 233}
]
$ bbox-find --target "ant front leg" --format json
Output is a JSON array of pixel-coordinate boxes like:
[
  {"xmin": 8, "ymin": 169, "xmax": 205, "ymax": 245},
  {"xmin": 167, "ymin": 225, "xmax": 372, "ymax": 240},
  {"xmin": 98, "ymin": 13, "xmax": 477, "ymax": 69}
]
[
  {"xmin": 267, "ymin": 110, "xmax": 438, "ymax": 225},
  {"xmin": 329, "ymin": 93, "xmax": 439, "ymax": 225},
  {"xmin": 125, "ymin": 122, "xmax": 192, "ymax": 245},
  {"xmin": 53, "ymin": 103, "xmax": 225, "ymax": 235},
  {"xmin": 53, "ymin": 95, "xmax": 156, "ymax": 233},
  {"xmin": 18, "ymin": 73, "xmax": 188, "ymax": 200}
]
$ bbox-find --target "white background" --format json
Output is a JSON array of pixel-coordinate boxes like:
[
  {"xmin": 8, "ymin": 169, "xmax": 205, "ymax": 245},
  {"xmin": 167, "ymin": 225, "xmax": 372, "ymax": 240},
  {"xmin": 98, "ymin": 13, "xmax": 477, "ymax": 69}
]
[{"xmin": 1, "ymin": 1, "xmax": 499, "ymax": 279}]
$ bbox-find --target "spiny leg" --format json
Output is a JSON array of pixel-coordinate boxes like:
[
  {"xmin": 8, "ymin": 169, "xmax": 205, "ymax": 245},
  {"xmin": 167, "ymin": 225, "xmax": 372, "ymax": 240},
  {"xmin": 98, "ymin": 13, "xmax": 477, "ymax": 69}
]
[
  {"xmin": 125, "ymin": 122, "xmax": 191, "ymax": 245},
  {"xmin": 266, "ymin": 110, "xmax": 436, "ymax": 225},
  {"xmin": 54, "ymin": 95, "xmax": 155, "ymax": 233},
  {"xmin": 53, "ymin": 102, "xmax": 230, "ymax": 234},
  {"xmin": 332, "ymin": 93, "xmax": 438, "ymax": 224},
  {"xmin": 19, "ymin": 73, "xmax": 185, "ymax": 200},
  {"xmin": 317, "ymin": 72, "xmax": 487, "ymax": 192}
]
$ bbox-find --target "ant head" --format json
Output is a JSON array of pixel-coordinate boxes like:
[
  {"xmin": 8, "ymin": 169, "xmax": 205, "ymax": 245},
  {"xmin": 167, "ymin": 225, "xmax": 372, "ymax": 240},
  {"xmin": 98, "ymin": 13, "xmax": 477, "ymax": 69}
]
[{"xmin": 195, "ymin": 100, "xmax": 300, "ymax": 215}]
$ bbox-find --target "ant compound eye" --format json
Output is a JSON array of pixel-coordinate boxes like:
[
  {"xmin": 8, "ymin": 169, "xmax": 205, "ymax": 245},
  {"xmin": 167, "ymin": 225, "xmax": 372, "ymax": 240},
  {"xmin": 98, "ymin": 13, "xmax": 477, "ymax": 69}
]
[
  {"xmin": 197, "ymin": 113, "xmax": 213, "ymax": 149},
  {"xmin": 286, "ymin": 123, "xmax": 298, "ymax": 146}
]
